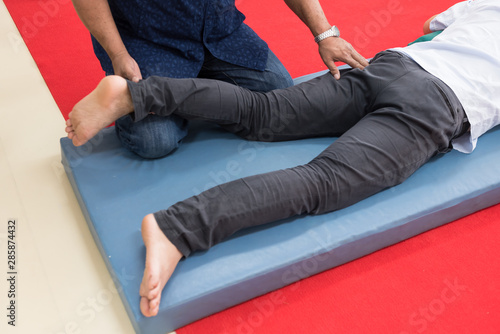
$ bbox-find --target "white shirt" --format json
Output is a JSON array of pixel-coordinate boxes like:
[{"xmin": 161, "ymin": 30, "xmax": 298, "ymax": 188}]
[{"xmin": 391, "ymin": 0, "xmax": 500, "ymax": 153}]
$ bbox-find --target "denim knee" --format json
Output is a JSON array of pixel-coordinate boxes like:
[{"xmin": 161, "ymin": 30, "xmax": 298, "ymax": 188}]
[
  {"xmin": 115, "ymin": 114, "xmax": 188, "ymax": 159},
  {"xmin": 198, "ymin": 49, "xmax": 293, "ymax": 92}
]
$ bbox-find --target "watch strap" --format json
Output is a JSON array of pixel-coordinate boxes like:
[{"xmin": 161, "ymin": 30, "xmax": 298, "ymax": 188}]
[{"xmin": 314, "ymin": 26, "xmax": 340, "ymax": 43}]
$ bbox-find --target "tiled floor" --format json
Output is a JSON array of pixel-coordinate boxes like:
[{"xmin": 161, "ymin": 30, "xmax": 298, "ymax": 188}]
[{"xmin": 0, "ymin": 2, "xmax": 136, "ymax": 333}]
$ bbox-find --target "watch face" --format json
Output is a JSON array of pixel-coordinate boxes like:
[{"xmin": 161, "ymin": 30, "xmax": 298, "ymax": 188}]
[{"xmin": 332, "ymin": 26, "xmax": 340, "ymax": 37}]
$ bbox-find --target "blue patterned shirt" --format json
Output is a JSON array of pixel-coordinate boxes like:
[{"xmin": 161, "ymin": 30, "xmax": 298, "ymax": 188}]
[{"xmin": 92, "ymin": 0, "xmax": 269, "ymax": 78}]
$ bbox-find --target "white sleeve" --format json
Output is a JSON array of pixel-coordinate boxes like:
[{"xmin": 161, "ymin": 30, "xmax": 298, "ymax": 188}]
[{"xmin": 430, "ymin": 0, "xmax": 474, "ymax": 31}]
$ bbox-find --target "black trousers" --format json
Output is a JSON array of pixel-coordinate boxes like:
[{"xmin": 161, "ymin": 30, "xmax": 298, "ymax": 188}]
[{"xmin": 127, "ymin": 51, "xmax": 468, "ymax": 257}]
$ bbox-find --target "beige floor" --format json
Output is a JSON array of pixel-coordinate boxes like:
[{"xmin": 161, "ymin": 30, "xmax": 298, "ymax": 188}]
[{"xmin": 0, "ymin": 2, "xmax": 169, "ymax": 333}]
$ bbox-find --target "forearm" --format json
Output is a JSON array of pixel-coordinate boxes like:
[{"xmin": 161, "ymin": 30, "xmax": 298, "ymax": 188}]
[
  {"xmin": 423, "ymin": 14, "xmax": 438, "ymax": 34},
  {"xmin": 284, "ymin": 0, "xmax": 331, "ymax": 36},
  {"xmin": 72, "ymin": 0, "xmax": 128, "ymax": 60}
]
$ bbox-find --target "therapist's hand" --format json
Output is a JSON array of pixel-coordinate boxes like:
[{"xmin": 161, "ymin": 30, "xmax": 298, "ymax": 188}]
[
  {"xmin": 318, "ymin": 37, "xmax": 369, "ymax": 80},
  {"xmin": 111, "ymin": 51, "xmax": 142, "ymax": 83}
]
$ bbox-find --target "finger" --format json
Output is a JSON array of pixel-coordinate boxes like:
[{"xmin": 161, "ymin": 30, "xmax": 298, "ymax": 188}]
[
  {"xmin": 118, "ymin": 67, "xmax": 140, "ymax": 82},
  {"xmin": 131, "ymin": 70, "xmax": 143, "ymax": 83},
  {"xmin": 130, "ymin": 70, "xmax": 142, "ymax": 82},
  {"xmin": 325, "ymin": 60, "xmax": 341, "ymax": 80},
  {"xmin": 131, "ymin": 63, "xmax": 143, "ymax": 82},
  {"xmin": 136, "ymin": 70, "xmax": 143, "ymax": 81},
  {"xmin": 345, "ymin": 58, "xmax": 364, "ymax": 70},
  {"xmin": 342, "ymin": 53, "xmax": 367, "ymax": 71},
  {"xmin": 351, "ymin": 51, "xmax": 370, "ymax": 68},
  {"xmin": 335, "ymin": 39, "xmax": 369, "ymax": 69}
]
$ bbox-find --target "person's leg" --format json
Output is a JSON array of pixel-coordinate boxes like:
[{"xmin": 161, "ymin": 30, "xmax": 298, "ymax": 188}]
[
  {"xmin": 113, "ymin": 71, "xmax": 189, "ymax": 159},
  {"xmin": 152, "ymin": 86, "xmax": 467, "ymax": 257},
  {"xmin": 65, "ymin": 70, "xmax": 366, "ymax": 149},
  {"xmin": 128, "ymin": 51, "xmax": 439, "ymax": 142},
  {"xmin": 114, "ymin": 114, "xmax": 188, "ymax": 158},
  {"xmin": 127, "ymin": 71, "xmax": 368, "ymax": 142},
  {"xmin": 109, "ymin": 37, "xmax": 192, "ymax": 159},
  {"xmin": 67, "ymin": 68, "xmax": 370, "ymax": 148},
  {"xmin": 198, "ymin": 48, "xmax": 294, "ymax": 91},
  {"xmin": 113, "ymin": 67, "xmax": 189, "ymax": 159},
  {"xmin": 138, "ymin": 56, "xmax": 469, "ymax": 316},
  {"xmin": 114, "ymin": 48, "xmax": 292, "ymax": 159},
  {"xmin": 65, "ymin": 51, "xmax": 420, "ymax": 149}
]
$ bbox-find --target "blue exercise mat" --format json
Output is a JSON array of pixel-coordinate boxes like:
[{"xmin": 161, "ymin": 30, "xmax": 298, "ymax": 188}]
[{"xmin": 61, "ymin": 75, "xmax": 500, "ymax": 334}]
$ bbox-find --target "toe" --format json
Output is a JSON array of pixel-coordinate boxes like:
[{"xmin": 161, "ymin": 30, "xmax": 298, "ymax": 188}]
[
  {"xmin": 147, "ymin": 285, "xmax": 161, "ymax": 301},
  {"xmin": 139, "ymin": 281, "xmax": 147, "ymax": 297},
  {"xmin": 140, "ymin": 297, "xmax": 152, "ymax": 317},
  {"xmin": 149, "ymin": 298, "xmax": 160, "ymax": 316}
]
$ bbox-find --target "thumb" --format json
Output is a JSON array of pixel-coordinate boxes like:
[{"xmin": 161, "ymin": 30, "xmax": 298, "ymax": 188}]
[{"xmin": 132, "ymin": 66, "xmax": 143, "ymax": 82}]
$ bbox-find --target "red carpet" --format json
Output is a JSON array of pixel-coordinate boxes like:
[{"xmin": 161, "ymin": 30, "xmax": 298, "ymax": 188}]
[{"xmin": 5, "ymin": 0, "xmax": 499, "ymax": 333}]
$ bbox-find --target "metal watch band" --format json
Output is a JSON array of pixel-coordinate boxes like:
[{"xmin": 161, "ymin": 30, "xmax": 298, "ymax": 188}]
[{"xmin": 314, "ymin": 26, "xmax": 340, "ymax": 43}]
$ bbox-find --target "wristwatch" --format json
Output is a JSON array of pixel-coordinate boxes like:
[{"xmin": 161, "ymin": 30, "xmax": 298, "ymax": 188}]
[{"xmin": 314, "ymin": 26, "xmax": 340, "ymax": 43}]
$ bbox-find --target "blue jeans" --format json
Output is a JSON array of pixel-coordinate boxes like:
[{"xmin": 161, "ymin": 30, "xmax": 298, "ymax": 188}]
[{"xmin": 114, "ymin": 49, "xmax": 293, "ymax": 158}]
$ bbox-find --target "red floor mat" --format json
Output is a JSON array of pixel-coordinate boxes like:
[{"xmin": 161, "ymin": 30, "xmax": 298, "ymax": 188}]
[{"xmin": 5, "ymin": 0, "xmax": 499, "ymax": 333}]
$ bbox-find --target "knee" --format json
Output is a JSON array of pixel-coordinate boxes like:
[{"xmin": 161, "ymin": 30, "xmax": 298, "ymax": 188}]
[
  {"xmin": 264, "ymin": 71, "xmax": 294, "ymax": 90},
  {"xmin": 115, "ymin": 114, "xmax": 188, "ymax": 159},
  {"xmin": 263, "ymin": 50, "xmax": 294, "ymax": 90},
  {"xmin": 126, "ymin": 135, "xmax": 180, "ymax": 159},
  {"xmin": 248, "ymin": 68, "xmax": 293, "ymax": 92}
]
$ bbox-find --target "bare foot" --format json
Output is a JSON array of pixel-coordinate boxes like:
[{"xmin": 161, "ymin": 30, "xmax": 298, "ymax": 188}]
[
  {"xmin": 140, "ymin": 214, "xmax": 183, "ymax": 317},
  {"xmin": 65, "ymin": 75, "xmax": 133, "ymax": 146}
]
